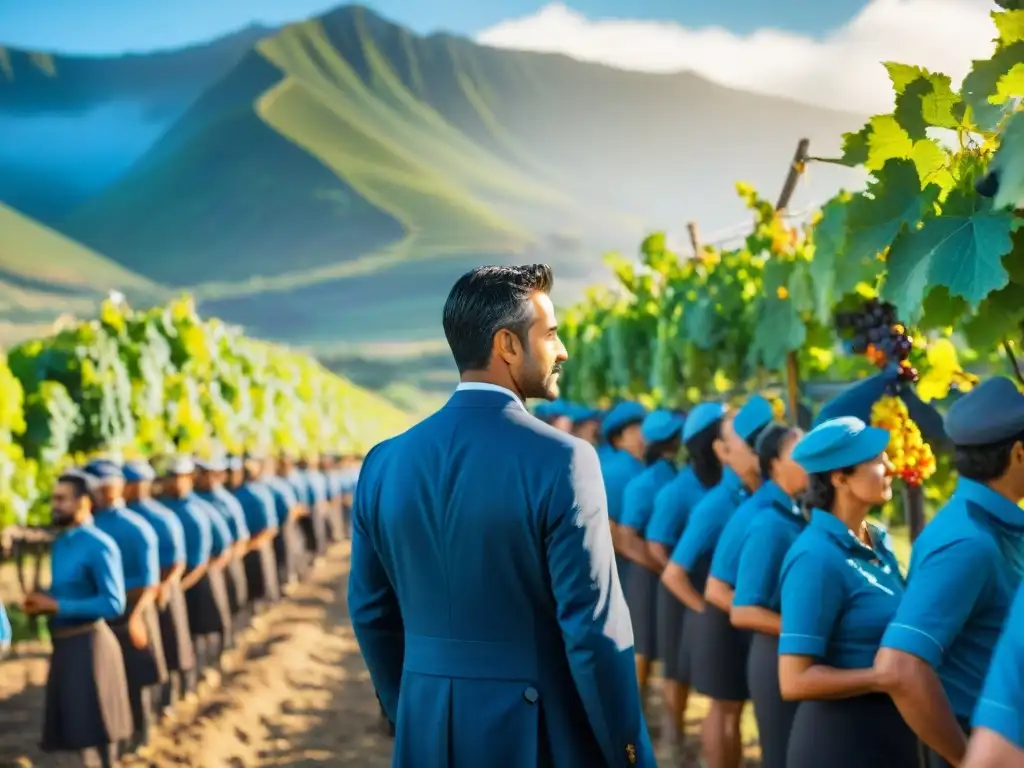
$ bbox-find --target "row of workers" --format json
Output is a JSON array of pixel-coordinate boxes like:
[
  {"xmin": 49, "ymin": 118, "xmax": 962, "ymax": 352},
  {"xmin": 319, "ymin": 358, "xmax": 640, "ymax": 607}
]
[
  {"xmin": 0, "ymin": 449, "xmax": 361, "ymax": 768},
  {"xmin": 538, "ymin": 377, "xmax": 1024, "ymax": 768}
]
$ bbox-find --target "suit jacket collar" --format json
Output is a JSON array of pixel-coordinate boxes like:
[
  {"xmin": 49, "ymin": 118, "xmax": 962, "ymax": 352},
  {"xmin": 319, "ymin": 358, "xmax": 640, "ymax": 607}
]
[{"xmin": 449, "ymin": 382, "xmax": 527, "ymax": 411}]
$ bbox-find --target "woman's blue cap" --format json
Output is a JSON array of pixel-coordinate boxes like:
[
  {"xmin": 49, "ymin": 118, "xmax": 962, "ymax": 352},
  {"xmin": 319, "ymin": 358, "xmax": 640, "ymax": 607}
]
[
  {"xmin": 813, "ymin": 373, "xmax": 887, "ymax": 427},
  {"xmin": 83, "ymin": 459, "xmax": 124, "ymax": 483},
  {"xmin": 791, "ymin": 416, "xmax": 891, "ymax": 474},
  {"xmin": 601, "ymin": 401, "xmax": 648, "ymax": 438},
  {"xmin": 683, "ymin": 402, "xmax": 726, "ymax": 442},
  {"xmin": 641, "ymin": 409, "xmax": 685, "ymax": 443},
  {"xmin": 570, "ymin": 403, "xmax": 602, "ymax": 423},
  {"xmin": 122, "ymin": 460, "xmax": 156, "ymax": 483},
  {"xmin": 734, "ymin": 395, "xmax": 774, "ymax": 442}
]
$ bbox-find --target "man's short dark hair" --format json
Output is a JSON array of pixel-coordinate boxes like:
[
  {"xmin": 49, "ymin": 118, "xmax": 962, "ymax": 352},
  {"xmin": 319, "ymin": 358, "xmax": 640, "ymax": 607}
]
[
  {"xmin": 442, "ymin": 264, "xmax": 554, "ymax": 373},
  {"xmin": 954, "ymin": 429, "xmax": 1024, "ymax": 483},
  {"xmin": 57, "ymin": 470, "xmax": 93, "ymax": 498}
]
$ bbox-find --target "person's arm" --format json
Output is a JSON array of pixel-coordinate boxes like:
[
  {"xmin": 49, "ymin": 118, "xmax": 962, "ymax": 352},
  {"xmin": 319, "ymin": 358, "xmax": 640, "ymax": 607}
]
[
  {"xmin": 731, "ymin": 520, "xmax": 789, "ymax": 635},
  {"xmin": 731, "ymin": 605, "xmax": 780, "ymax": 635},
  {"xmin": 778, "ymin": 550, "xmax": 881, "ymax": 700},
  {"xmin": 56, "ymin": 542, "xmax": 127, "ymax": 620},
  {"xmin": 545, "ymin": 440, "xmax": 656, "ymax": 767},
  {"xmin": 661, "ymin": 504, "xmax": 715, "ymax": 613},
  {"xmin": 618, "ymin": 482, "xmax": 657, "ymax": 570},
  {"xmin": 876, "ymin": 540, "xmax": 988, "ymax": 765},
  {"xmin": 347, "ymin": 450, "xmax": 405, "ymax": 724},
  {"xmin": 962, "ymin": 583, "xmax": 1024, "ymax": 768},
  {"xmin": 704, "ymin": 577, "xmax": 734, "ymax": 612},
  {"xmin": 644, "ymin": 484, "xmax": 682, "ymax": 572}
]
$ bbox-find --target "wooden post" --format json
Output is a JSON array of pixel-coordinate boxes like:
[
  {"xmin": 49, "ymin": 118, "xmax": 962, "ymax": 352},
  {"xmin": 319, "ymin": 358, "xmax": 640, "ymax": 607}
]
[
  {"xmin": 902, "ymin": 484, "xmax": 927, "ymax": 543},
  {"xmin": 687, "ymin": 221, "xmax": 701, "ymax": 258},
  {"xmin": 775, "ymin": 139, "xmax": 811, "ymax": 424}
]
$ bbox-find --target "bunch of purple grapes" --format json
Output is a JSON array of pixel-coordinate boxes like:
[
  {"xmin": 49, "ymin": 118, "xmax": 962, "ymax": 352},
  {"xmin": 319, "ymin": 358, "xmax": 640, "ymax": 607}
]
[{"xmin": 835, "ymin": 299, "xmax": 918, "ymax": 394}]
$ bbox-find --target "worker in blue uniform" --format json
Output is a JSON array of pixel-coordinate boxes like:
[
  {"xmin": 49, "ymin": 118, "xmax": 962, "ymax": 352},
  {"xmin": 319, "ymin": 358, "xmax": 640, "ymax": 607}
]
[
  {"xmin": 195, "ymin": 455, "xmax": 251, "ymax": 630},
  {"xmin": 26, "ymin": 469, "xmax": 131, "ymax": 768},
  {"xmin": 963, "ymin": 582, "xmax": 1024, "ymax": 767},
  {"xmin": 779, "ymin": 416, "xmax": 918, "ymax": 767},
  {"xmin": 643, "ymin": 402, "xmax": 724, "ymax": 755},
  {"xmin": 279, "ymin": 452, "xmax": 312, "ymax": 569},
  {"xmin": 569, "ymin": 404, "xmax": 602, "ymax": 446},
  {"xmin": 726, "ymin": 424, "xmax": 808, "ymax": 768},
  {"xmin": 122, "ymin": 458, "xmax": 195, "ymax": 716},
  {"xmin": 619, "ymin": 410, "xmax": 684, "ymax": 711},
  {"xmin": 83, "ymin": 459, "xmax": 167, "ymax": 754},
  {"xmin": 876, "ymin": 376, "xmax": 1024, "ymax": 767},
  {"xmin": 349, "ymin": 264, "xmax": 654, "ymax": 766},
  {"xmin": 599, "ymin": 400, "xmax": 647, "ymax": 580},
  {"xmin": 672, "ymin": 395, "xmax": 770, "ymax": 768},
  {"xmin": 236, "ymin": 453, "xmax": 282, "ymax": 607},
  {"xmin": 298, "ymin": 453, "xmax": 330, "ymax": 557}
]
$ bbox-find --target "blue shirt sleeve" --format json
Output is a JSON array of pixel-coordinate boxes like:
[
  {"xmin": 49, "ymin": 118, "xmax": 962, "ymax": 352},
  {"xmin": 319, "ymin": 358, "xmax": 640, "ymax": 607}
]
[
  {"xmin": 620, "ymin": 475, "xmax": 652, "ymax": 533},
  {"xmin": 204, "ymin": 503, "xmax": 232, "ymax": 556},
  {"xmin": 646, "ymin": 482, "xmax": 685, "ymax": 547},
  {"xmin": 778, "ymin": 548, "xmax": 845, "ymax": 659},
  {"xmin": 57, "ymin": 537, "xmax": 127, "ymax": 620},
  {"xmin": 973, "ymin": 584, "xmax": 1024, "ymax": 747},
  {"xmin": 124, "ymin": 518, "xmax": 161, "ymax": 591},
  {"xmin": 180, "ymin": 505, "xmax": 213, "ymax": 569},
  {"xmin": 881, "ymin": 538, "xmax": 992, "ymax": 667},
  {"xmin": 670, "ymin": 494, "xmax": 720, "ymax": 572},
  {"xmin": 733, "ymin": 518, "xmax": 790, "ymax": 610}
]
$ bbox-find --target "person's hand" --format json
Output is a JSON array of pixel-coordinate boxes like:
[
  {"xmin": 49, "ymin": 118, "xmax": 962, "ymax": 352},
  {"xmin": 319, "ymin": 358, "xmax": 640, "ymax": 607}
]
[
  {"xmin": 128, "ymin": 615, "xmax": 148, "ymax": 649},
  {"xmin": 23, "ymin": 592, "xmax": 58, "ymax": 616}
]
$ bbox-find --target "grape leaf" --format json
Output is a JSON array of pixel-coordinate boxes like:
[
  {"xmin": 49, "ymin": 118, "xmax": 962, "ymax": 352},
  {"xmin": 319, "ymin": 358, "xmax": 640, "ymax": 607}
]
[
  {"xmin": 995, "ymin": 62, "xmax": 1024, "ymax": 104},
  {"xmin": 809, "ymin": 196, "xmax": 882, "ymax": 324},
  {"xmin": 990, "ymin": 109, "xmax": 1024, "ymax": 210},
  {"xmin": 748, "ymin": 297, "xmax": 806, "ymax": 370},
  {"xmin": 997, "ymin": 0, "xmax": 1024, "ymax": 11},
  {"xmin": 846, "ymin": 159, "xmax": 941, "ymax": 268},
  {"xmin": 867, "ymin": 115, "xmax": 914, "ymax": 170},
  {"xmin": 962, "ymin": 280, "xmax": 1024, "ymax": 350},
  {"xmin": 961, "ymin": 41, "xmax": 1024, "ymax": 131},
  {"xmin": 884, "ymin": 188, "xmax": 1017, "ymax": 318},
  {"xmin": 836, "ymin": 125, "xmax": 870, "ymax": 166},
  {"xmin": 890, "ymin": 67, "xmax": 963, "ymax": 139},
  {"xmin": 683, "ymin": 297, "xmax": 725, "ymax": 350},
  {"xmin": 994, "ymin": 9, "xmax": 1024, "ymax": 44},
  {"xmin": 919, "ymin": 288, "xmax": 969, "ymax": 330}
]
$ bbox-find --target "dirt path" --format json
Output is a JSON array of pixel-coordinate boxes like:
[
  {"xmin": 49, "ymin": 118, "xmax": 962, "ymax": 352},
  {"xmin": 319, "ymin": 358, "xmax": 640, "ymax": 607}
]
[{"xmin": 0, "ymin": 543, "xmax": 763, "ymax": 767}]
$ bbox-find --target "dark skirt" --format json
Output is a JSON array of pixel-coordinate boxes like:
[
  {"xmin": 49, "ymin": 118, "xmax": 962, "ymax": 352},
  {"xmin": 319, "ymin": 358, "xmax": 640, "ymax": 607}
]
[
  {"xmin": 109, "ymin": 603, "xmax": 169, "ymax": 690},
  {"xmin": 41, "ymin": 621, "xmax": 133, "ymax": 752},
  {"xmin": 691, "ymin": 603, "xmax": 751, "ymax": 701},
  {"xmin": 624, "ymin": 563, "xmax": 660, "ymax": 660},
  {"xmin": 300, "ymin": 506, "xmax": 328, "ymax": 556},
  {"xmin": 615, "ymin": 554, "xmax": 632, "ymax": 587},
  {"xmin": 656, "ymin": 581, "xmax": 690, "ymax": 683},
  {"xmin": 158, "ymin": 581, "xmax": 195, "ymax": 672},
  {"xmin": 246, "ymin": 540, "xmax": 282, "ymax": 603},
  {"xmin": 224, "ymin": 556, "xmax": 249, "ymax": 614},
  {"xmin": 185, "ymin": 569, "xmax": 231, "ymax": 641},
  {"xmin": 787, "ymin": 693, "xmax": 919, "ymax": 768},
  {"xmin": 747, "ymin": 632, "xmax": 797, "ymax": 768}
]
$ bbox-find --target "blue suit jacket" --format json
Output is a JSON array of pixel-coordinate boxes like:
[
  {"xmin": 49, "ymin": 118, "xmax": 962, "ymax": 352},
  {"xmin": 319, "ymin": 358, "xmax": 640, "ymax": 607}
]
[{"xmin": 348, "ymin": 387, "xmax": 654, "ymax": 767}]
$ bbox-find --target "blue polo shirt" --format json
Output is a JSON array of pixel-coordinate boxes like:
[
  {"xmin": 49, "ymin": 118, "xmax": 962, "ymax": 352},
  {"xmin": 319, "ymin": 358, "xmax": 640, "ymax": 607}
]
[
  {"xmin": 780, "ymin": 510, "xmax": 904, "ymax": 668},
  {"xmin": 92, "ymin": 503, "xmax": 161, "ymax": 591},
  {"xmin": 50, "ymin": 523, "xmax": 127, "ymax": 627},
  {"xmin": 710, "ymin": 480, "xmax": 792, "ymax": 588},
  {"xmin": 160, "ymin": 494, "xmax": 213, "ymax": 570},
  {"xmin": 669, "ymin": 467, "xmax": 746, "ymax": 592},
  {"xmin": 620, "ymin": 459, "xmax": 677, "ymax": 535},
  {"xmin": 129, "ymin": 497, "xmax": 187, "ymax": 569},
  {"xmin": 881, "ymin": 478, "xmax": 1024, "ymax": 719},
  {"xmin": 645, "ymin": 465, "xmax": 708, "ymax": 547},
  {"xmin": 601, "ymin": 449, "xmax": 645, "ymax": 525},
  {"xmin": 973, "ymin": 582, "xmax": 1024, "ymax": 748},
  {"xmin": 733, "ymin": 494, "xmax": 807, "ymax": 612}
]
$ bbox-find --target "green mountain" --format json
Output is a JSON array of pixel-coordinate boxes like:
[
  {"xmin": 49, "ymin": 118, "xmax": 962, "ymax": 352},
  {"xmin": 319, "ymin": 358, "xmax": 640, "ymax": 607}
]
[{"xmin": 2, "ymin": 4, "xmax": 867, "ymax": 356}]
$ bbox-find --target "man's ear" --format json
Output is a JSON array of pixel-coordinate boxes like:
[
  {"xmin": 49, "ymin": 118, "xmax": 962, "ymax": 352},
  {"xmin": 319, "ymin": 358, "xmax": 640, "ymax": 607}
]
[{"xmin": 493, "ymin": 328, "xmax": 522, "ymax": 366}]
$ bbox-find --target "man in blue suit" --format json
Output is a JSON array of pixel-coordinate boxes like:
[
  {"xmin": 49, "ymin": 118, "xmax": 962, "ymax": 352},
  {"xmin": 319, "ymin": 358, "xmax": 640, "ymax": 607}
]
[{"xmin": 349, "ymin": 264, "xmax": 654, "ymax": 767}]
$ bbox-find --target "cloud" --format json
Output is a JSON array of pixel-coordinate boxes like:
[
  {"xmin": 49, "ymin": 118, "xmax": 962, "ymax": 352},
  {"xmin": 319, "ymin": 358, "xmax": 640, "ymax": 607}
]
[{"xmin": 476, "ymin": 0, "xmax": 1001, "ymax": 114}]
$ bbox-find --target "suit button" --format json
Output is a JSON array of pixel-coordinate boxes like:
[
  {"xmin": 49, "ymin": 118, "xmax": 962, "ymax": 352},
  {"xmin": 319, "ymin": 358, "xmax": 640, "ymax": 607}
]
[{"xmin": 523, "ymin": 686, "xmax": 539, "ymax": 703}]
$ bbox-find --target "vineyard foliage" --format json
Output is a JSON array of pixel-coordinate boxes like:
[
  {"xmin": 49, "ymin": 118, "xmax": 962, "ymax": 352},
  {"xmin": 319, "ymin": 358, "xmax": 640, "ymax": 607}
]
[
  {"xmin": 561, "ymin": 6, "xmax": 1024, "ymax": 411},
  {"xmin": 0, "ymin": 295, "xmax": 411, "ymax": 529}
]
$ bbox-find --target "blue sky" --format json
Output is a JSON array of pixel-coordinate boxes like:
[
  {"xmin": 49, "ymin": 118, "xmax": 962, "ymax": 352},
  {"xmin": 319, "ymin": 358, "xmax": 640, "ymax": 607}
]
[{"xmin": 0, "ymin": 0, "xmax": 871, "ymax": 53}]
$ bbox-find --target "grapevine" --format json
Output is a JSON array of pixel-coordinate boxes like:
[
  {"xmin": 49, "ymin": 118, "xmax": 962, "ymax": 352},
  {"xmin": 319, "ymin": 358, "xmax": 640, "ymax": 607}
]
[
  {"xmin": 835, "ymin": 298, "xmax": 920, "ymax": 394},
  {"xmin": 871, "ymin": 396, "xmax": 937, "ymax": 488}
]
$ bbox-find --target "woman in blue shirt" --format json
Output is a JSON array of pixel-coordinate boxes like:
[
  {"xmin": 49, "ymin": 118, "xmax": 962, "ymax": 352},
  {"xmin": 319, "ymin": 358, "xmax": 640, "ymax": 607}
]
[
  {"xmin": 645, "ymin": 402, "xmax": 724, "ymax": 754},
  {"xmin": 779, "ymin": 417, "xmax": 918, "ymax": 767},
  {"xmin": 727, "ymin": 424, "xmax": 807, "ymax": 768},
  {"xmin": 238, "ymin": 454, "xmax": 284, "ymax": 604},
  {"xmin": 196, "ymin": 456, "xmax": 251, "ymax": 623},
  {"xmin": 23, "ymin": 469, "xmax": 132, "ymax": 767},
  {"xmin": 598, "ymin": 401, "xmax": 647, "ymax": 580},
  {"xmin": 619, "ymin": 410, "xmax": 684, "ymax": 707}
]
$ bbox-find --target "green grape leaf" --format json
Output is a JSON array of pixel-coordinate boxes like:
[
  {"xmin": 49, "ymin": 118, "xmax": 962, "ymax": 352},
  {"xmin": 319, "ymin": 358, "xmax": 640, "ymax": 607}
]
[
  {"xmin": 994, "ymin": 9, "xmax": 1024, "ymax": 44},
  {"xmin": 997, "ymin": 0, "xmax": 1024, "ymax": 11},
  {"xmin": 809, "ymin": 196, "xmax": 882, "ymax": 324},
  {"xmin": 963, "ymin": 282, "xmax": 1024, "ymax": 350},
  {"xmin": 884, "ymin": 188, "xmax": 1017, "ymax": 318},
  {"xmin": 989, "ymin": 107, "xmax": 1024, "ymax": 211},
  {"xmin": 866, "ymin": 115, "xmax": 914, "ymax": 170},
  {"xmin": 995, "ymin": 62, "xmax": 1024, "ymax": 103},
  {"xmin": 787, "ymin": 260, "xmax": 815, "ymax": 315},
  {"xmin": 919, "ymin": 288, "xmax": 969, "ymax": 330},
  {"xmin": 890, "ymin": 66, "xmax": 962, "ymax": 139},
  {"xmin": 961, "ymin": 41, "xmax": 1024, "ymax": 131},
  {"xmin": 847, "ymin": 159, "xmax": 940, "ymax": 268},
  {"xmin": 837, "ymin": 125, "xmax": 870, "ymax": 166},
  {"xmin": 748, "ymin": 297, "xmax": 806, "ymax": 370},
  {"xmin": 684, "ymin": 296, "xmax": 725, "ymax": 350},
  {"xmin": 911, "ymin": 140, "xmax": 956, "ymax": 195}
]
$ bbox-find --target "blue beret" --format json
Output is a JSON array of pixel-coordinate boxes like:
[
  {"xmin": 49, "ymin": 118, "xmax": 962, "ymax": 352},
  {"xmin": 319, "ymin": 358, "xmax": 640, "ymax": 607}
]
[
  {"xmin": 601, "ymin": 401, "xmax": 648, "ymax": 438},
  {"xmin": 122, "ymin": 460, "xmax": 156, "ymax": 483},
  {"xmin": 683, "ymin": 402, "xmax": 727, "ymax": 442},
  {"xmin": 83, "ymin": 459, "xmax": 124, "ymax": 483},
  {"xmin": 533, "ymin": 401, "xmax": 555, "ymax": 420},
  {"xmin": 734, "ymin": 395, "xmax": 774, "ymax": 442},
  {"xmin": 813, "ymin": 373, "xmax": 888, "ymax": 427},
  {"xmin": 570, "ymin": 404, "xmax": 602, "ymax": 423},
  {"xmin": 641, "ymin": 409, "xmax": 685, "ymax": 443},
  {"xmin": 791, "ymin": 417, "xmax": 891, "ymax": 474},
  {"xmin": 945, "ymin": 376, "xmax": 1024, "ymax": 446},
  {"xmin": 164, "ymin": 455, "xmax": 196, "ymax": 476}
]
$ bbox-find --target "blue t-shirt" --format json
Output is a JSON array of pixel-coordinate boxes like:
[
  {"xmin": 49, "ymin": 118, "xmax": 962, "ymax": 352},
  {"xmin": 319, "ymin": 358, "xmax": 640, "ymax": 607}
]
[
  {"xmin": 600, "ymin": 449, "xmax": 645, "ymax": 525},
  {"xmin": 645, "ymin": 466, "xmax": 708, "ymax": 547},
  {"xmin": 50, "ymin": 523, "xmax": 127, "ymax": 627},
  {"xmin": 710, "ymin": 480, "xmax": 792, "ymax": 588},
  {"xmin": 92, "ymin": 503, "xmax": 161, "ymax": 592},
  {"xmin": 732, "ymin": 495, "xmax": 806, "ymax": 612},
  {"xmin": 198, "ymin": 486, "xmax": 251, "ymax": 543},
  {"xmin": 129, "ymin": 497, "xmax": 187, "ymax": 569},
  {"xmin": 234, "ymin": 481, "xmax": 280, "ymax": 534},
  {"xmin": 192, "ymin": 495, "xmax": 233, "ymax": 556},
  {"xmin": 780, "ymin": 510, "xmax": 904, "ymax": 668},
  {"xmin": 973, "ymin": 581, "xmax": 1024, "ymax": 747},
  {"xmin": 160, "ymin": 494, "xmax": 213, "ymax": 569},
  {"xmin": 304, "ymin": 469, "xmax": 329, "ymax": 507},
  {"xmin": 882, "ymin": 478, "xmax": 1024, "ymax": 719},
  {"xmin": 620, "ymin": 459, "xmax": 677, "ymax": 535},
  {"xmin": 669, "ymin": 467, "xmax": 746, "ymax": 592}
]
